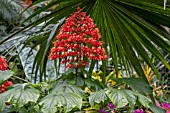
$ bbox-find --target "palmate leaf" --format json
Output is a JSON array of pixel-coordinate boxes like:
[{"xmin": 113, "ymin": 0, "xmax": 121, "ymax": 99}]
[
  {"xmin": 51, "ymin": 81, "xmax": 84, "ymax": 96},
  {"xmin": 138, "ymin": 93, "xmax": 151, "ymax": 108},
  {"xmin": 89, "ymin": 88, "xmax": 151, "ymax": 109},
  {"xmin": 36, "ymin": 81, "xmax": 83, "ymax": 113},
  {"xmin": 38, "ymin": 92, "xmax": 82, "ymax": 113},
  {"xmin": 0, "ymin": 83, "xmax": 40, "ymax": 111},
  {"xmin": 0, "ymin": 70, "xmax": 14, "ymax": 84},
  {"xmin": 106, "ymin": 88, "xmax": 136, "ymax": 108},
  {"xmin": 89, "ymin": 89, "xmax": 108, "ymax": 107}
]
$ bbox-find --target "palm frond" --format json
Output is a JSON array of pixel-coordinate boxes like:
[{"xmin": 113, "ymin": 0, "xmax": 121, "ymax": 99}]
[{"xmin": 0, "ymin": 0, "xmax": 170, "ymax": 83}]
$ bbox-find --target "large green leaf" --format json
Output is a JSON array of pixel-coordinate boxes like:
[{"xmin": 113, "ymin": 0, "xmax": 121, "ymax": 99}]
[
  {"xmin": 0, "ymin": 70, "xmax": 14, "ymax": 84},
  {"xmin": 51, "ymin": 81, "xmax": 84, "ymax": 96},
  {"xmin": 37, "ymin": 92, "xmax": 82, "ymax": 113},
  {"xmin": 137, "ymin": 93, "xmax": 151, "ymax": 108},
  {"xmin": 106, "ymin": 88, "xmax": 136, "ymax": 108},
  {"xmin": 89, "ymin": 88, "xmax": 152, "ymax": 109},
  {"xmin": 0, "ymin": 83, "xmax": 40, "ymax": 111},
  {"xmin": 150, "ymin": 103, "xmax": 166, "ymax": 113},
  {"xmin": 89, "ymin": 89, "xmax": 108, "ymax": 107},
  {"xmin": 121, "ymin": 78, "xmax": 152, "ymax": 94}
]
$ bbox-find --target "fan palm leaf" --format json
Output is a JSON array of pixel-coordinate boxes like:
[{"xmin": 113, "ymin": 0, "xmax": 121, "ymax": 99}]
[{"xmin": 1, "ymin": 0, "xmax": 170, "ymax": 83}]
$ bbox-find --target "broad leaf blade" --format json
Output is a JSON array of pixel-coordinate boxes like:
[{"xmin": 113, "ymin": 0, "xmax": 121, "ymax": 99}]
[
  {"xmin": 0, "ymin": 83, "xmax": 40, "ymax": 111},
  {"xmin": 106, "ymin": 88, "xmax": 136, "ymax": 108},
  {"xmin": 52, "ymin": 81, "xmax": 84, "ymax": 96},
  {"xmin": 121, "ymin": 78, "xmax": 152, "ymax": 94},
  {"xmin": 137, "ymin": 93, "xmax": 151, "ymax": 108},
  {"xmin": 89, "ymin": 89, "xmax": 108, "ymax": 107},
  {"xmin": 38, "ymin": 92, "xmax": 82, "ymax": 113},
  {"xmin": 0, "ymin": 70, "xmax": 14, "ymax": 84},
  {"xmin": 150, "ymin": 103, "xmax": 166, "ymax": 113}
]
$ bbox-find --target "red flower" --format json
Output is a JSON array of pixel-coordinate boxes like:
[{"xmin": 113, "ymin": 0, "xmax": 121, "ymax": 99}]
[
  {"xmin": 0, "ymin": 80, "xmax": 13, "ymax": 93},
  {"xmin": 4, "ymin": 81, "xmax": 13, "ymax": 87},
  {"xmin": 49, "ymin": 7, "xmax": 107, "ymax": 68},
  {"xmin": 0, "ymin": 56, "xmax": 8, "ymax": 70},
  {"xmin": 26, "ymin": 0, "xmax": 32, "ymax": 5},
  {"xmin": 0, "ymin": 56, "xmax": 13, "ymax": 94}
]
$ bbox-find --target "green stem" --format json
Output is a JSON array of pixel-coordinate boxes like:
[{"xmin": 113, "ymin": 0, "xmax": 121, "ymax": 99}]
[{"xmin": 12, "ymin": 76, "xmax": 30, "ymax": 83}]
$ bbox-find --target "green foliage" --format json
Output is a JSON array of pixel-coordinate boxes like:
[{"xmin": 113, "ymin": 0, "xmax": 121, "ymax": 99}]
[
  {"xmin": 37, "ymin": 92, "xmax": 82, "ymax": 113},
  {"xmin": 89, "ymin": 89, "xmax": 108, "ymax": 107},
  {"xmin": 0, "ymin": 0, "xmax": 169, "ymax": 112},
  {"xmin": 0, "ymin": 0, "xmax": 22, "ymax": 23},
  {"xmin": 106, "ymin": 88, "xmax": 137, "ymax": 108},
  {"xmin": 1, "ymin": 0, "xmax": 170, "ymax": 83},
  {"xmin": 0, "ymin": 79, "xmax": 84, "ymax": 113},
  {"xmin": 150, "ymin": 103, "xmax": 166, "ymax": 113},
  {"xmin": 0, "ymin": 83, "xmax": 40, "ymax": 111},
  {"xmin": 119, "ymin": 78, "xmax": 152, "ymax": 94},
  {"xmin": 0, "ymin": 71, "xmax": 165, "ymax": 113},
  {"xmin": 34, "ymin": 81, "xmax": 84, "ymax": 113},
  {"xmin": 0, "ymin": 70, "xmax": 14, "ymax": 84},
  {"xmin": 89, "ymin": 88, "xmax": 152, "ymax": 109},
  {"xmin": 51, "ymin": 81, "xmax": 84, "ymax": 96}
]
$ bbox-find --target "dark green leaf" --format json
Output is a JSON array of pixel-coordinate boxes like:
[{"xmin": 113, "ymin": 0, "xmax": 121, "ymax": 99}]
[
  {"xmin": 121, "ymin": 78, "xmax": 152, "ymax": 94},
  {"xmin": 150, "ymin": 103, "xmax": 166, "ymax": 113}
]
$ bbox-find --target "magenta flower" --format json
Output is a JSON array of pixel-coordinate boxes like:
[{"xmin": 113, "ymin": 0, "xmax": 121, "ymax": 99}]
[
  {"xmin": 156, "ymin": 100, "xmax": 170, "ymax": 113},
  {"xmin": 107, "ymin": 102, "xmax": 116, "ymax": 110},
  {"xmin": 134, "ymin": 109, "xmax": 144, "ymax": 113},
  {"xmin": 162, "ymin": 102, "xmax": 170, "ymax": 108}
]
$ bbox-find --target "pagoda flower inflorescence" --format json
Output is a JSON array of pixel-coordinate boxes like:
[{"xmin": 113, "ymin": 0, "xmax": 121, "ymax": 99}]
[
  {"xmin": 0, "ymin": 56, "xmax": 13, "ymax": 93},
  {"xmin": 48, "ymin": 7, "xmax": 107, "ymax": 68}
]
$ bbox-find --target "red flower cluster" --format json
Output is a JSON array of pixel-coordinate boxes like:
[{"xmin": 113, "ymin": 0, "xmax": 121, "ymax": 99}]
[
  {"xmin": 49, "ymin": 7, "xmax": 107, "ymax": 68},
  {"xmin": 0, "ymin": 56, "xmax": 13, "ymax": 94},
  {"xmin": 0, "ymin": 56, "xmax": 8, "ymax": 70},
  {"xmin": 0, "ymin": 81, "xmax": 13, "ymax": 93}
]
